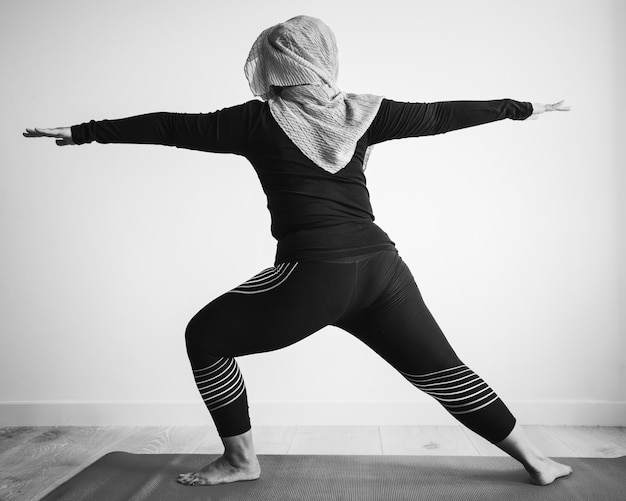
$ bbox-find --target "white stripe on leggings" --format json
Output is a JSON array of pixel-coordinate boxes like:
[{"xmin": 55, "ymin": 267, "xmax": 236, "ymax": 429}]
[
  {"xmin": 401, "ymin": 364, "xmax": 500, "ymax": 415},
  {"xmin": 193, "ymin": 357, "xmax": 246, "ymax": 412},
  {"xmin": 228, "ymin": 262, "xmax": 298, "ymax": 294}
]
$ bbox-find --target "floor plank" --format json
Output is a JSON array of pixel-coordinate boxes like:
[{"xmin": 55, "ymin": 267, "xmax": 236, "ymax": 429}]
[
  {"xmin": 380, "ymin": 425, "xmax": 478, "ymax": 455},
  {"xmin": 463, "ymin": 425, "xmax": 580, "ymax": 457},
  {"xmin": 190, "ymin": 428, "xmax": 224, "ymax": 454},
  {"xmin": 252, "ymin": 425, "xmax": 298, "ymax": 454},
  {"xmin": 288, "ymin": 425, "xmax": 382, "ymax": 455},
  {"xmin": 546, "ymin": 426, "xmax": 626, "ymax": 457},
  {"xmin": 0, "ymin": 426, "xmax": 135, "ymax": 501},
  {"xmin": 0, "ymin": 427, "xmax": 51, "ymax": 456},
  {"xmin": 112, "ymin": 426, "xmax": 212, "ymax": 454}
]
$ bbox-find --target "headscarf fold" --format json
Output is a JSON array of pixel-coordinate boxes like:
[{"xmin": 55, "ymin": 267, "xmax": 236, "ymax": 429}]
[{"xmin": 244, "ymin": 15, "xmax": 383, "ymax": 174}]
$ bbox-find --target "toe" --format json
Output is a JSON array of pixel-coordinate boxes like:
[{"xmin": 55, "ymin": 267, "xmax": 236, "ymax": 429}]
[
  {"xmin": 177, "ymin": 474, "xmax": 195, "ymax": 486},
  {"xmin": 190, "ymin": 476, "xmax": 206, "ymax": 486}
]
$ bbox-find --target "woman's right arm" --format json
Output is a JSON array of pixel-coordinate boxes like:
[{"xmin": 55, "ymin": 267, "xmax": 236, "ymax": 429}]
[
  {"xmin": 23, "ymin": 103, "xmax": 256, "ymax": 154},
  {"xmin": 23, "ymin": 113, "xmax": 192, "ymax": 147}
]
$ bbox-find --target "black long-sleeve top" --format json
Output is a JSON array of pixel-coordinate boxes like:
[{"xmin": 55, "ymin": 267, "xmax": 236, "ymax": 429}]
[{"xmin": 72, "ymin": 98, "xmax": 533, "ymax": 263}]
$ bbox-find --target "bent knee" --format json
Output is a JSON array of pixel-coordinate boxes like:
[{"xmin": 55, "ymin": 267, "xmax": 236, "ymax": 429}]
[
  {"xmin": 185, "ymin": 315, "xmax": 207, "ymax": 350},
  {"xmin": 184, "ymin": 314, "xmax": 212, "ymax": 359},
  {"xmin": 185, "ymin": 312, "xmax": 230, "ymax": 368}
]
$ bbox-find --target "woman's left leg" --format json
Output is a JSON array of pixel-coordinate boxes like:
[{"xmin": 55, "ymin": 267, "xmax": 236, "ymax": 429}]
[
  {"xmin": 335, "ymin": 250, "xmax": 572, "ymax": 485},
  {"xmin": 180, "ymin": 258, "xmax": 357, "ymax": 486}
]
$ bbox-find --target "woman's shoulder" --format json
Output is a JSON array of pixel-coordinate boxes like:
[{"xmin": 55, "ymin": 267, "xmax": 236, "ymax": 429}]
[{"xmin": 207, "ymin": 99, "xmax": 266, "ymax": 114}]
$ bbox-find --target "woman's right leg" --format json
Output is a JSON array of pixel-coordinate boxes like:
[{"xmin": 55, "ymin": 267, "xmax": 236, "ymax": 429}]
[
  {"xmin": 335, "ymin": 251, "xmax": 572, "ymax": 485},
  {"xmin": 179, "ymin": 260, "xmax": 354, "ymax": 486}
]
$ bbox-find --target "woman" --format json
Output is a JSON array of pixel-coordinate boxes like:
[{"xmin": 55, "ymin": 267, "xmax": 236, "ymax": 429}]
[{"xmin": 24, "ymin": 15, "xmax": 571, "ymax": 487}]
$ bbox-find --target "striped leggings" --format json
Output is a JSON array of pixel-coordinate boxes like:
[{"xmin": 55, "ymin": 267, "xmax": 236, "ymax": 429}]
[{"xmin": 185, "ymin": 249, "xmax": 516, "ymax": 442}]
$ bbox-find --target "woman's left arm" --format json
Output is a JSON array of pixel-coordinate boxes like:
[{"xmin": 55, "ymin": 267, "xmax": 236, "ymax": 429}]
[{"xmin": 369, "ymin": 99, "xmax": 570, "ymax": 145}]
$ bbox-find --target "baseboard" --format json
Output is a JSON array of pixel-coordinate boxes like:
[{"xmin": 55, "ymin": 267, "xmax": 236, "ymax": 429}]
[{"xmin": 0, "ymin": 400, "xmax": 624, "ymax": 427}]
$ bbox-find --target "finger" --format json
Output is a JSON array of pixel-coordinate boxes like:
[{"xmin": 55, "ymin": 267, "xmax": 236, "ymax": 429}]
[
  {"xmin": 551, "ymin": 100, "xmax": 571, "ymax": 112},
  {"xmin": 23, "ymin": 127, "xmax": 60, "ymax": 138},
  {"xmin": 23, "ymin": 128, "xmax": 47, "ymax": 137}
]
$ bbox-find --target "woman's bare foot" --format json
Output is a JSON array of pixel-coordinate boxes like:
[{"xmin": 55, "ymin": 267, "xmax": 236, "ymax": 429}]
[
  {"xmin": 177, "ymin": 428, "xmax": 260, "ymax": 486},
  {"xmin": 496, "ymin": 423, "xmax": 572, "ymax": 485},
  {"xmin": 177, "ymin": 454, "xmax": 261, "ymax": 486},
  {"xmin": 525, "ymin": 456, "xmax": 572, "ymax": 486}
]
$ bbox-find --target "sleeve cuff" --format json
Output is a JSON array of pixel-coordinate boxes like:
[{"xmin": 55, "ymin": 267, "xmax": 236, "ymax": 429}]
[{"xmin": 70, "ymin": 121, "xmax": 95, "ymax": 145}]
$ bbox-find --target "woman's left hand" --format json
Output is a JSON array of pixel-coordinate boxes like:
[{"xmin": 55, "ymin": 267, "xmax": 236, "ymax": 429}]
[{"xmin": 531, "ymin": 100, "xmax": 571, "ymax": 117}]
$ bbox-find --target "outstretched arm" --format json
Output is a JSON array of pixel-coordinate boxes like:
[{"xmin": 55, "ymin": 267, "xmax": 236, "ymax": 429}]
[
  {"xmin": 23, "ymin": 103, "xmax": 256, "ymax": 155},
  {"xmin": 24, "ymin": 113, "xmax": 215, "ymax": 149},
  {"xmin": 368, "ymin": 99, "xmax": 570, "ymax": 145}
]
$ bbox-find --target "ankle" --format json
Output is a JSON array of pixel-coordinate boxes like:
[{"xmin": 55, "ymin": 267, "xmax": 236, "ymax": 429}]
[
  {"xmin": 496, "ymin": 424, "xmax": 541, "ymax": 464},
  {"xmin": 221, "ymin": 429, "xmax": 257, "ymax": 467},
  {"xmin": 224, "ymin": 449, "xmax": 257, "ymax": 467},
  {"xmin": 523, "ymin": 453, "xmax": 549, "ymax": 471}
]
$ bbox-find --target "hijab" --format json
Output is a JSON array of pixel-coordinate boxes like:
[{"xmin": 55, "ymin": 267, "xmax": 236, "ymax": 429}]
[{"xmin": 244, "ymin": 15, "xmax": 383, "ymax": 174}]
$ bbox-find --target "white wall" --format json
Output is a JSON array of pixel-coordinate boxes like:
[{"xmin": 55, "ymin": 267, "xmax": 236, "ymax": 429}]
[{"xmin": 1, "ymin": 0, "xmax": 624, "ymax": 427}]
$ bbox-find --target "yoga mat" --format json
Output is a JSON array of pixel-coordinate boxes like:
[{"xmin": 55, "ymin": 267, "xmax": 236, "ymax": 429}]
[{"xmin": 41, "ymin": 453, "xmax": 626, "ymax": 501}]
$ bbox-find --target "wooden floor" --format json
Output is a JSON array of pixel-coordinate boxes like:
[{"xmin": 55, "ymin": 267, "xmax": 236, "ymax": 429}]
[{"xmin": 0, "ymin": 425, "xmax": 625, "ymax": 500}]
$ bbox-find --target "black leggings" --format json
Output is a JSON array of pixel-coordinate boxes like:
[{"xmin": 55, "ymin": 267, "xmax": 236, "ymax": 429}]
[{"xmin": 185, "ymin": 249, "xmax": 516, "ymax": 442}]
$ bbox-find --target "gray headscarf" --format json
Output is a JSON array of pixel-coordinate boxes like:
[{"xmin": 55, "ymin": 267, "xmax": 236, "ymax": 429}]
[{"xmin": 244, "ymin": 15, "xmax": 383, "ymax": 174}]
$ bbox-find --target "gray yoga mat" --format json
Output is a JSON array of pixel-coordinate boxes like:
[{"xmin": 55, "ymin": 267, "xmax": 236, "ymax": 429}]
[{"xmin": 41, "ymin": 453, "xmax": 626, "ymax": 501}]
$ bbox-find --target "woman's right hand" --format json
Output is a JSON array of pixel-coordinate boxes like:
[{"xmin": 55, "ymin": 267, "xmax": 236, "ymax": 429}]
[{"xmin": 23, "ymin": 127, "xmax": 75, "ymax": 146}]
